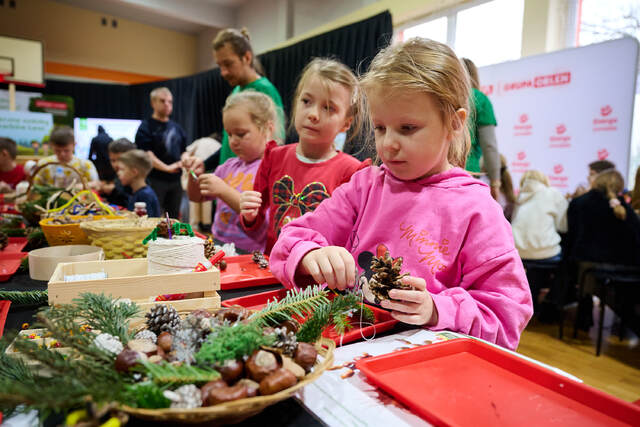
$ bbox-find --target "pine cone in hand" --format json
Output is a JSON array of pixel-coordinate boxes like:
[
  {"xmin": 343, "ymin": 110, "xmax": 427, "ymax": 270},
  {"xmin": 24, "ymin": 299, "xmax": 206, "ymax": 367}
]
[{"xmin": 368, "ymin": 251, "xmax": 411, "ymax": 304}]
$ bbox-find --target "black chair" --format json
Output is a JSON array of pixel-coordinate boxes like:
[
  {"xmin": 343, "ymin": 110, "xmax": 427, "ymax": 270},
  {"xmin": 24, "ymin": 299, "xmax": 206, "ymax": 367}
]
[
  {"xmin": 572, "ymin": 262, "xmax": 640, "ymax": 356},
  {"xmin": 522, "ymin": 258, "xmax": 568, "ymax": 338}
]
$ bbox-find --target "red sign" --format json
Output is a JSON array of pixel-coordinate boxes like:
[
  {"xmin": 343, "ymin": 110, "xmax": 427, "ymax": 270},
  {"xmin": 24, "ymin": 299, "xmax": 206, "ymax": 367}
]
[
  {"xmin": 511, "ymin": 151, "xmax": 530, "ymax": 173},
  {"xmin": 597, "ymin": 148, "xmax": 609, "ymax": 160},
  {"xmin": 519, "ymin": 114, "xmax": 528, "ymax": 123},
  {"xmin": 601, "ymin": 105, "xmax": 612, "ymax": 116},
  {"xmin": 502, "ymin": 71, "xmax": 571, "ymax": 93},
  {"xmin": 556, "ymin": 124, "xmax": 566, "ymax": 135},
  {"xmin": 553, "ymin": 164, "xmax": 564, "ymax": 174},
  {"xmin": 593, "ymin": 105, "xmax": 618, "ymax": 131},
  {"xmin": 550, "ymin": 124, "xmax": 571, "ymax": 147},
  {"xmin": 517, "ymin": 151, "xmax": 526, "ymax": 160},
  {"xmin": 514, "ymin": 113, "xmax": 532, "ymax": 136},
  {"xmin": 480, "ymin": 85, "xmax": 494, "ymax": 96},
  {"xmin": 34, "ymin": 100, "xmax": 67, "ymax": 110}
]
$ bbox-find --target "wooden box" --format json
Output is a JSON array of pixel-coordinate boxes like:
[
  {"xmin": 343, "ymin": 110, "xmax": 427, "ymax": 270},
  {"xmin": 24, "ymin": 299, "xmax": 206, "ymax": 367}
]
[{"xmin": 48, "ymin": 258, "xmax": 220, "ymax": 313}]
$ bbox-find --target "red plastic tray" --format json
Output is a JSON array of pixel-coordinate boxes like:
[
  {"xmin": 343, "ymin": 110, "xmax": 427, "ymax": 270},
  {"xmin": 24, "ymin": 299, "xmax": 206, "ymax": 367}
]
[
  {"xmin": 0, "ymin": 300, "xmax": 10, "ymax": 337},
  {"xmin": 222, "ymin": 289, "xmax": 399, "ymax": 345},
  {"xmin": 3, "ymin": 237, "xmax": 28, "ymax": 253},
  {"xmin": 0, "ymin": 251, "xmax": 27, "ymax": 282},
  {"xmin": 356, "ymin": 338, "xmax": 640, "ymax": 427},
  {"xmin": 219, "ymin": 255, "xmax": 279, "ymax": 290}
]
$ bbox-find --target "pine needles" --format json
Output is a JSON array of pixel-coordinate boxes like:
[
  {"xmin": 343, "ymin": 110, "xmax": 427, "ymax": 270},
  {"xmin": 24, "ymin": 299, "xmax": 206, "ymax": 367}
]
[
  {"xmin": 0, "ymin": 289, "xmax": 48, "ymax": 305},
  {"xmin": 140, "ymin": 362, "xmax": 220, "ymax": 386},
  {"xmin": 71, "ymin": 293, "xmax": 140, "ymax": 344},
  {"xmin": 248, "ymin": 285, "xmax": 329, "ymax": 327},
  {"xmin": 195, "ymin": 323, "xmax": 275, "ymax": 365}
]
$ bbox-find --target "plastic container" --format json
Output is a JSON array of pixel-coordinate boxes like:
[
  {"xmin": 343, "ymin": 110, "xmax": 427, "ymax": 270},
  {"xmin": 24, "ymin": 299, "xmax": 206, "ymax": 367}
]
[
  {"xmin": 28, "ymin": 245, "xmax": 104, "ymax": 281},
  {"xmin": 355, "ymin": 338, "xmax": 640, "ymax": 426},
  {"xmin": 218, "ymin": 254, "xmax": 279, "ymax": 290},
  {"xmin": 0, "ymin": 252, "xmax": 27, "ymax": 282}
]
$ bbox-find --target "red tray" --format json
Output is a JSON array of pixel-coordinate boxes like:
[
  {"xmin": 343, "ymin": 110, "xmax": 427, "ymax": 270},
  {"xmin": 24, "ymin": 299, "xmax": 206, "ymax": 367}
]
[
  {"xmin": 356, "ymin": 338, "xmax": 640, "ymax": 427},
  {"xmin": 0, "ymin": 251, "xmax": 27, "ymax": 282},
  {"xmin": 3, "ymin": 237, "xmax": 28, "ymax": 253},
  {"xmin": 0, "ymin": 300, "xmax": 10, "ymax": 337},
  {"xmin": 222, "ymin": 289, "xmax": 399, "ymax": 345},
  {"xmin": 219, "ymin": 255, "xmax": 279, "ymax": 290}
]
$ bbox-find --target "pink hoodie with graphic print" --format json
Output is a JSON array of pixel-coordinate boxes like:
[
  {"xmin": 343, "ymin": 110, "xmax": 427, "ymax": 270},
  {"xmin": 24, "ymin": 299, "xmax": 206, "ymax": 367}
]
[{"xmin": 270, "ymin": 166, "xmax": 533, "ymax": 350}]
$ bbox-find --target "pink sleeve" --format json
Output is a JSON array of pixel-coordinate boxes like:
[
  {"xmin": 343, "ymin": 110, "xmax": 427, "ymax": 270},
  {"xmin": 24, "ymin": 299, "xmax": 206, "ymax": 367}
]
[
  {"xmin": 270, "ymin": 169, "xmax": 365, "ymax": 289},
  {"xmin": 430, "ymin": 248, "xmax": 532, "ymax": 350}
]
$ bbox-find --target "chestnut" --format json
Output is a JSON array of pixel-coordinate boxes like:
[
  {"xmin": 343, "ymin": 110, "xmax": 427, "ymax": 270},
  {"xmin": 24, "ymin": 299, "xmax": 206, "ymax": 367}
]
[
  {"xmin": 237, "ymin": 379, "xmax": 260, "ymax": 398},
  {"xmin": 278, "ymin": 319, "xmax": 300, "ymax": 334},
  {"xmin": 115, "ymin": 349, "xmax": 146, "ymax": 373},
  {"xmin": 126, "ymin": 339, "xmax": 158, "ymax": 357},
  {"xmin": 204, "ymin": 383, "xmax": 248, "ymax": 406},
  {"xmin": 259, "ymin": 368, "xmax": 297, "ymax": 395},
  {"xmin": 215, "ymin": 305, "xmax": 250, "ymax": 323},
  {"xmin": 217, "ymin": 359, "xmax": 244, "ymax": 384},
  {"xmin": 201, "ymin": 379, "xmax": 227, "ymax": 401},
  {"xmin": 245, "ymin": 350, "xmax": 278, "ymax": 382},
  {"xmin": 156, "ymin": 331, "xmax": 173, "ymax": 352},
  {"xmin": 294, "ymin": 342, "xmax": 318, "ymax": 373}
]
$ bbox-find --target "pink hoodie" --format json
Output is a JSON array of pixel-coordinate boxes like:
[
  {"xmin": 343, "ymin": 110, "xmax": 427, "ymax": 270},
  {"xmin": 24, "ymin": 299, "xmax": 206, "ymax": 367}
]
[{"xmin": 270, "ymin": 166, "xmax": 533, "ymax": 350}]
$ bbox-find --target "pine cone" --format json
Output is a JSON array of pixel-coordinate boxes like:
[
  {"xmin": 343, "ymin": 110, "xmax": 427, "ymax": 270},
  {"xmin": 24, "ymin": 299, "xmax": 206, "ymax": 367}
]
[
  {"xmin": 272, "ymin": 327, "xmax": 298, "ymax": 357},
  {"xmin": 252, "ymin": 251, "xmax": 268, "ymax": 269},
  {"xmin": 134, "ymin": 329, "xmax": 157, "ymax": 343},
  {"xmin": 145, "ymin": 304, "xmax": 181, "ymax": 335},
  {"xmin": 0, "ymin": 231, "xmax": 8, "ymax": 251},
  {"xmin": 204, "ymin": 239, "xmax": 216, "ymax": 259},
  {"xmin": 165, "ymin": 384, "xmax": 202, "ymax": 409},
  {"xmin": 368, "ymin": 252, "xmax": 412, "ymax": 304},
  {"xmin": 169, "ymin": 312, "xmax": 212, "ymax": 364}
]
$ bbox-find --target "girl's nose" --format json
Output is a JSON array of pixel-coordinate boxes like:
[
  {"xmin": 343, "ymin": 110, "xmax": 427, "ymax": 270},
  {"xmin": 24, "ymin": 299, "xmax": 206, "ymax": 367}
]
[{"xmin": 307, "ymin": 107, "xmax": 319, "ymax": 123}]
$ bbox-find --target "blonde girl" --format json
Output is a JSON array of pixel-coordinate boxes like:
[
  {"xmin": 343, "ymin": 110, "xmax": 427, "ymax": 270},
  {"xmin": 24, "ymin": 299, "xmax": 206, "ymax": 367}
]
[
  {"xmin": 239, "ymin": 58, "xmax": 369, "ymax": 254},
  {"xmin": 270, "ymin": 39, "xmax": 532, "ymax": 350},
  {"xmin": 187, "ymin": 91, "xmax": 278, "ymax": 252}
]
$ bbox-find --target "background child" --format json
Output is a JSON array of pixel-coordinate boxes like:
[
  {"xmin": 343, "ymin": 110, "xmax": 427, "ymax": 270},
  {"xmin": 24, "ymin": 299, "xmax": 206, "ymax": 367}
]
[
  {"xmin": 239, "ymin": 58, "xmax": 369, "ymax": 254},
  {"xmin": 100, "ymin": 138, "xmax": 135, "ymax": 208},
  {"xmin": 33, "ymin": 125, "xmax": 100, "ymax": 190},
  {"xmin": 187, "ymin": 91, "xmax": 277, "ymax": 252},
  {"xmin": 0, "ymin": 137, "xmax": 26, "ymax": 192},
  {"xmin": 270, "ymin": 39, "xmax": 532, "ymax": 350},
  {"xmin": 512, "ymin": 170, "xmax": 567, "ymax": 261},
  {"xmin": 117, "ymin": 149, "xmax": 160, "ymax": 217}
]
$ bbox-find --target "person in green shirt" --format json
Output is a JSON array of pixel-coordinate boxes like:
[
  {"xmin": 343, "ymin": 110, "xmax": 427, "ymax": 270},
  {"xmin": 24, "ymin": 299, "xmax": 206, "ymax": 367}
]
[
  {"xmin": 185, "ymin": 28, "xmax": 285, "ymax": 173},
  {"xmin": 463, "ymin": 58, "xmax": 501, "ymax": 200}
]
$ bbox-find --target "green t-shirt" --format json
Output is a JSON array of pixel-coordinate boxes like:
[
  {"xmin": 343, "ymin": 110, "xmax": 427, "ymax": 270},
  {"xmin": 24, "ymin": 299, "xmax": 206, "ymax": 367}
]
[
  {"xmin": 466, "ymin": 87, "xmax": 497, "ymax": 173},
  {"xmin": 219, "ymin": 76, "xmax": 285, "ymax": 165}
]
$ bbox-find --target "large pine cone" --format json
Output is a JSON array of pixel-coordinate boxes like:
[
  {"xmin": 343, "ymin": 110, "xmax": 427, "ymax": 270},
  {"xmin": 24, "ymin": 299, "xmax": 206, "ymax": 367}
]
[
  {"xmin": 368, "ymin": 251, "xmax": 411, "ymax": 303},
  {"xmin": 145, "ymin": 304, "xmax": 180, "ymax": 335}
]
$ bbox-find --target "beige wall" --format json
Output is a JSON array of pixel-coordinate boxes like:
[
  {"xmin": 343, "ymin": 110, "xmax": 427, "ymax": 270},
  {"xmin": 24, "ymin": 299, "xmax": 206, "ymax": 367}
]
[{"xmin": 1, "ymin": 0, "xmax": 198, "ymax": 78}]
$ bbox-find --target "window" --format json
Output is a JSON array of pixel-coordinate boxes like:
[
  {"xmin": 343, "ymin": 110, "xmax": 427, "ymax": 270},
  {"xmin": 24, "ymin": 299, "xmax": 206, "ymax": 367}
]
[{"xmin": 398, "ymin": 0, "xmax": 525, "ymax": 67}]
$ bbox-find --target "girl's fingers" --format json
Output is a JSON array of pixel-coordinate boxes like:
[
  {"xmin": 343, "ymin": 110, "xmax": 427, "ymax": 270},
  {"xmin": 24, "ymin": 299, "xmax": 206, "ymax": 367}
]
[
  {"xmin": 389, "ymin": 311, "xmax": 424, "ymax": 325},
  {"xmin": 328, "ymin": 251, "xmax": 347, "ymax": 290},
  {"xmin": 316, "ymin": 256, "xmax": 337, "ymax": 289},
  {"xmin": 304, "ymin": 259, "xmax": 325, "ymax": 285},
  {"xmin": 381, "ymin": 299, "xmax": 420, "ymax": 314},
  {"xmin": 388, "ymin": 289, "xmax": 426, "ymax": 303},
  {"xmin": 401, "ymin": 275, "xmax": 427, "ymax": 291},
  {"xmin": 339, "ymin": 250, "xmax": 357, "ymax": 288}
]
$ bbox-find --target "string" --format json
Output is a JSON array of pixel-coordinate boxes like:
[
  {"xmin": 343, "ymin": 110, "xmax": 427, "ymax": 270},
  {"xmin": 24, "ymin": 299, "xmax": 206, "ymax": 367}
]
[
  {"xmin": 147, "ymin": 238, "xmax": 207, "ymax": 274},
  {"xmin": 335, "ymin": 271, "xmax": 377, "ymax": 347}
]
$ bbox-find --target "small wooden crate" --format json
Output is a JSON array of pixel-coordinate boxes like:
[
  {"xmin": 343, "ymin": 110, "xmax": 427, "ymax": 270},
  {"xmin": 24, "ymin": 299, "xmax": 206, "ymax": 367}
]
[
  {"xmin": 48, "ymin": 258, "xmax": 220, "ymax": 313},
  {"xmin": 5, "ymin": 328, "xmax": 73, "ymax": 370}
]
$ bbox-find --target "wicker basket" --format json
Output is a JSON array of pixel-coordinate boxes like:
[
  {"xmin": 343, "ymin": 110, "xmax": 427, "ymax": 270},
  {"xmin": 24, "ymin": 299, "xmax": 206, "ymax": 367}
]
[
  {"xmin": 80, "ymin": 217, "xmax": 162, "ymax": 259},
  {"xmin": 121, "ymin": 337, "xmax": 335, "ymax": 424},
  {"xmin": 39, "ymin": 215, "xmax": 121, "ymax": 246}
]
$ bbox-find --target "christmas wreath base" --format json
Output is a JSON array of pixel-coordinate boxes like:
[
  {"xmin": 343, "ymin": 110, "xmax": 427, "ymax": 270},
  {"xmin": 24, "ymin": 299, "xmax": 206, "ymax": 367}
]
[{"xmin": 120, "ymin": 337, "xmax": 335, "ymax": 424}]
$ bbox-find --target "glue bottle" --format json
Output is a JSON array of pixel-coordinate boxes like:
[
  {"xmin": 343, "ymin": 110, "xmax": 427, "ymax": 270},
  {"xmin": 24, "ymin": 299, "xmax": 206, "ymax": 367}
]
[{"xmin": 134, "ymin": 202, "xmax": 147, "ymax": 217}]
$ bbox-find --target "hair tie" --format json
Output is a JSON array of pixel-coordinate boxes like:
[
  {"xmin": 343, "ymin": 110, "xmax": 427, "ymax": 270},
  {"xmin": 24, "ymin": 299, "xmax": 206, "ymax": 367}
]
[{"xmin": 609, "ymin": 198, "xmax": 621, "ymax": 209}]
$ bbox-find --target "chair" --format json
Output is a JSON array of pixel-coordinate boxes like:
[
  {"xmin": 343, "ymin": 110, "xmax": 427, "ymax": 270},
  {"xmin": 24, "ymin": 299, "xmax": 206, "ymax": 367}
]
[
  {"xmin": 522, "ymin": 259, "xmax": 568, "ymax": 338},
  {"xmin": 572, "ymin": 262, "xmax": 640, "ymax": 356}
]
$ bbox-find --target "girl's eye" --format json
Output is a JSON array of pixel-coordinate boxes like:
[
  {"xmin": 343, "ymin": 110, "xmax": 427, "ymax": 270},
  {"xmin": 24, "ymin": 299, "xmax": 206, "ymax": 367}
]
[
  {"xmin": 301, "ymin": 98, "xmax": 310, "ymax": 105},
  {"xmin": 237, "ymin": 132, "xmax": 246, "ymax": 138},
  {"xmin": 324, "ymin": 105, "xmax": 335, "ymax": 112},
  {"xmin": 374, "ymin": 125, "xmax": 386, "ymax": 133},
  {"xmin": 400, "ymin": 125, "xmax": 417, "ymax": 133}
]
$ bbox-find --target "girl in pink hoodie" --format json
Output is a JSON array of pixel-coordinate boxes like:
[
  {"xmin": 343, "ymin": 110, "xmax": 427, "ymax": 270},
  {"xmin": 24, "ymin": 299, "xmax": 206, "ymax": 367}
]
[{"xmin": 270, "ymin": 38, "xmax": 533, "ymax": 350}]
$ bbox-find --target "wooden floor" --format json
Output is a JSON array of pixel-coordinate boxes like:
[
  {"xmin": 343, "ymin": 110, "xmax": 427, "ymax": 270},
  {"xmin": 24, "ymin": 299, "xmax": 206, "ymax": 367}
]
[{"xmin": 516, "ymin": 303, "xmax": 640, "ymax": 402}]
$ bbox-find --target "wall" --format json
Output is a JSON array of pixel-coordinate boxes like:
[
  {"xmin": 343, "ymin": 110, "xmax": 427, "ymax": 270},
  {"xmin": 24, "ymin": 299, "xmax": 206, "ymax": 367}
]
[
  {"xmin": 236, "ymin": 0, "xmax": 290, "ymax": 55},
  {"xmin": 197, "ymin": 27, "xmax": 222, "ymax": 73},
  {"xmin": 0, "ymin": 0, "xmax": 198, "ymax": 80}
]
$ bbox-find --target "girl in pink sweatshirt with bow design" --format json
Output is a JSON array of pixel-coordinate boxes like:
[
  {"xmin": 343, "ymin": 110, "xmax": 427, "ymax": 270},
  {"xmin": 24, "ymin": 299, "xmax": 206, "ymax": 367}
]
[{"xmin": 270, "ymin": 38, "xmax": 533, "ymax": 350}]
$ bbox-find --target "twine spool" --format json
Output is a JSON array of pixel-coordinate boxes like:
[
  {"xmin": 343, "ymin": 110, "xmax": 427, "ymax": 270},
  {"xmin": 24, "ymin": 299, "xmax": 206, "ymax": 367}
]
[{"xmin": 147, "ymin": 236, "xmax": 210, "ymax": 275}]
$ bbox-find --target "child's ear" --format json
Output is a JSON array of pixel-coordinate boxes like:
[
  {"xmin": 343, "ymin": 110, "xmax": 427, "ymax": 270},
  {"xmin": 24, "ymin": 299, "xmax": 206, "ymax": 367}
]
[
  {"xmin": 264, "ymin": 120, "xmax": 275, "ymax": 140},
  {"xmin": 340, "ymin": 115, "xmax": 354, "ymax": 133},
  {"xmin": 450, "ymin": 108, "xmax": 467, "ymax": 133}
]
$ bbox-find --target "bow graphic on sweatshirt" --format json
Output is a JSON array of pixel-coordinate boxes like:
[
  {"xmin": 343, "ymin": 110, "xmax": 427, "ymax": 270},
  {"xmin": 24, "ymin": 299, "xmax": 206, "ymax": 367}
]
[{"xmin": 272, "ymin": 175, "xmax": 330, "ymax": 232}]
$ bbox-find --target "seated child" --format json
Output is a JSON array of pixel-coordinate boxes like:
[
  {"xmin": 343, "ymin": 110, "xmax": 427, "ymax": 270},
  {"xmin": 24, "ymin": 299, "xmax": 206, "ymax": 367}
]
[
  {"xmin": 117, "ymin": 149, "xmax": 161, "ymax": 217},
  {"xmin": 101, "ymin": 138, "xmax": 135, "ymax": 207},
  {"xmin": 270, "ymin": 39, "xmax": 533, "ymax": 350},
  {"xmin": 187, "ymin": 91, "xmax": 276, "ymax": 252},
  {"xmin": 33, "ymin": 126, "xmax": 100, "ymax": 190},
  {"xmin": 0, "ymin": 137, "xmax": 26, "ymax": 192}
]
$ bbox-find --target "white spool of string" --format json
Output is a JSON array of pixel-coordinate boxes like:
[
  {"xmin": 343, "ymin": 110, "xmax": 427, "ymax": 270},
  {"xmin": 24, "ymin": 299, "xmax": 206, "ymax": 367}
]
[{"xmin": 147, "ymin": 236, "xmax": 211, "ymax": 275}]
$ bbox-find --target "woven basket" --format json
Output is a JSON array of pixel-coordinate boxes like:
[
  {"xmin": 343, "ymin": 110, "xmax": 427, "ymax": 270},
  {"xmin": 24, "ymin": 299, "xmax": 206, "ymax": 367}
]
[
  {"xmin": 80, "ymin": 217, "xmax": 162, "ymax": 259},
  {"xmin": 39, "ymin": 215, "xmax": 121, "ymax": 246},
  {"xmin": 122, "ymin": 337, "xmax": 335, "ymax": 424}
]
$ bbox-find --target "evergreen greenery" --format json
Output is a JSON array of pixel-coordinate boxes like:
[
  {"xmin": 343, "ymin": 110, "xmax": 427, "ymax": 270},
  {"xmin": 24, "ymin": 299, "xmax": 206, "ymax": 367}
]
[
  {"xmin": 121, "ymin": 382, "xmax": 170, "ymax": 409},
  {"xmin": 140, "ymin": 361, "xmax": 220, "ymax": 386},
  {"xmin": 0, "ymin": 289, "xmax": 48, "ymax": 305},
  {"xmin": 248, "ymin": 285, "xmax": 329, "ymax": 327},
  {"xmin": 195, "ymin": 323, "xmax": 275, "ymax": 365}
]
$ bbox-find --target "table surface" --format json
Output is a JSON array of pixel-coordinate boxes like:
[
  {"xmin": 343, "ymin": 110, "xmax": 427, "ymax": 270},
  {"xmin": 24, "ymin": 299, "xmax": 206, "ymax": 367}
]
[{"xmin": 2, "ymin": 272, "xmax": 328, "ymax": 427}]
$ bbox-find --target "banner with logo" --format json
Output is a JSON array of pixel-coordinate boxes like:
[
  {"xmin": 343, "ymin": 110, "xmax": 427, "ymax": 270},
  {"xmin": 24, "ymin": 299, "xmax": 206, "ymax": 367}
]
[
  {"xmin": 478, "ymin": 37, "xmax": 638, "ymax": 193},
  {"xmin": 29, "ymin": 94, "xmax": 75, "ymax": 127},
  {"xmin": 0, "ymin": 110, "xmax": 54, "ymax": 147},
  {"xmin": 0, "ymin": 89, "xmax": 42, "ymax": 111}
]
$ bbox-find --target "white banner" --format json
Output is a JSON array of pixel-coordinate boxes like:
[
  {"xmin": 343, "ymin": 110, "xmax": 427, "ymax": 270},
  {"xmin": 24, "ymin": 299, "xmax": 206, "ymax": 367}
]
[
  {"xmin": 0, "ymin": 89, "xmax": 42, "ymax": 111},
  {"xmin": 0, "ymin": 110, "xmax": 53, "ymax": 147},
  {"xmin": 478, "ymin": 37, "xmax": 638, "ymax": 193}
]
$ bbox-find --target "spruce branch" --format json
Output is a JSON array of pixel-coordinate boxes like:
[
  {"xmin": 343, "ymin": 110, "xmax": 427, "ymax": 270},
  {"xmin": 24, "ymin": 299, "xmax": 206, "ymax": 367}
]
[
  {"xmin": 248, "ymin": 285, "xmax": 329, "ymax": 327},
  {"xmin": 196, "ymin": 323, "xmax": 275, "ymax": 365},
  {"xmin": 0, "ymin": 290, "xmax": 48, "ymax": 306},
  {"xmin": 140, "ymin": 362, "xmax": 220, "ymax": 386},
  {"xmin": 72, "ymin": 293, "xmax": 140, "ymax": 344}
]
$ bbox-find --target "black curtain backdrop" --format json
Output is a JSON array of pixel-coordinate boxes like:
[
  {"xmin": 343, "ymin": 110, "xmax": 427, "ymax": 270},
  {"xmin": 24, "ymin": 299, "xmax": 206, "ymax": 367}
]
[{"xmin": 3, "ymin": 11, "xmax": 392, "ymax": 156}]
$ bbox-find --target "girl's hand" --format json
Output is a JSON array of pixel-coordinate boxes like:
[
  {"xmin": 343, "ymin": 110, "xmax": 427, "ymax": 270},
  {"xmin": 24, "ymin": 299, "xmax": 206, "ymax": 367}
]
[
  {"xmin": 182, "ymin": 155, "xmax": 205, "ymax": 176},
  {"xmin": 298, "ymin": 246, "xmax": 356, "ymax": 290},
  {"xmin": 239, "ymin": 190, "xmax": 262, "ymax": 223},
  {"xmin": 198, "ymin": 174, "xmax": 225, "ymax": 198},
  {"xmin": 380, "ymin": 276, "xmax": 438, "ymax": 326}
]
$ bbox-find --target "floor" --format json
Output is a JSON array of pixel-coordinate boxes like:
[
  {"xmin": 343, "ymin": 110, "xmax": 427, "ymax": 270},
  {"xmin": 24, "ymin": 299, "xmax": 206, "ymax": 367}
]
[{"xmin": 517, "ymin": 302, "xmax": 640, "ymax": 402}]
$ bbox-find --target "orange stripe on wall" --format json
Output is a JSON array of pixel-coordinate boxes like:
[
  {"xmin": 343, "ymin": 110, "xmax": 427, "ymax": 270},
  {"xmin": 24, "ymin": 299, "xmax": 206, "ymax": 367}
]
[{"xmin": 45, "ymin": 61, "xmax": 167, "ymax": 84}]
